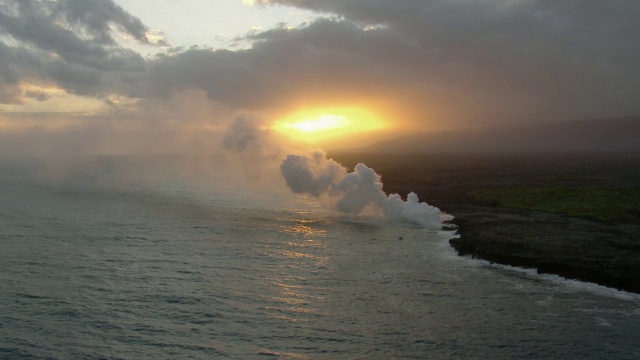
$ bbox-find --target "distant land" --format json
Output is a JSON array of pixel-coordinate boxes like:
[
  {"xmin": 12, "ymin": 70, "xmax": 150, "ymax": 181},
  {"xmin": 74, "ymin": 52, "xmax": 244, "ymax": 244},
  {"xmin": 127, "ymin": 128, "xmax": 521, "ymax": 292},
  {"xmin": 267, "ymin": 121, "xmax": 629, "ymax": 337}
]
[
  {"xmin": 333, "ymin": 116, "xmax": 640, "ymax": 292},
  {"xmin": 359, "ymin": 117, "xmax": 640, "ymax": 154},
  {"xmin": 330, "ymin": 150, "xmax": 640, "ymax": 293}
]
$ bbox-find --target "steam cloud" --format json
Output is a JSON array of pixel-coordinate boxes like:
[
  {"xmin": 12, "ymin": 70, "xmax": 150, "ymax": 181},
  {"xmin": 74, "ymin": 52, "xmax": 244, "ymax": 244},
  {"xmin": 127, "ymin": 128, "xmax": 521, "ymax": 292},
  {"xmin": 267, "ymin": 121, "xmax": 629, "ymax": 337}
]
[{"xmin": 280, "ymin": 148, "xmax": 451, "ymax": 230}]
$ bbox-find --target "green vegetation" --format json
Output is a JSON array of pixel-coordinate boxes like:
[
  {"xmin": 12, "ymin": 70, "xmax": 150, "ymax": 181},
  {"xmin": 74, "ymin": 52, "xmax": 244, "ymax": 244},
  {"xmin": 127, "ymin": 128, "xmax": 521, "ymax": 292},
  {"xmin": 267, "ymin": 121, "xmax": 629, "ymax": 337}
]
[{"xmin": 472, "ymin": 185, "xmax": 640, "ymax": 222}]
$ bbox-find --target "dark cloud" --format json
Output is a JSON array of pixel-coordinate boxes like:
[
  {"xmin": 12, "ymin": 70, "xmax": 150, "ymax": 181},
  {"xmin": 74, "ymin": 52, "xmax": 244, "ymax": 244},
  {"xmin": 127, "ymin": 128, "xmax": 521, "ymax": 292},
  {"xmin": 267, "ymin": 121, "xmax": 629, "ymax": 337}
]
[
  {"xmin": 0, "ymin": 0, "xmax": 154, "ymax": 104},
  {"xmin": 0, "ymin": 0, "xmax": 148, "ymax": 70},
  {"xmin": 53, "ymin": 0, "xmax": 152, "ymax": 45},
  {"xmin": 24, "ymin": 90, "xmax": 50, "ymax": 102},
  {"xmin": 237, "ymin": 0, "xmax": 640, "ymax": 127},
  {"xmin": 2, "ymin": 0, "xmax": 639, "ymax": 139},
  {"xmin": 147, "ymin": 19, "xmax": 428, "ymax": 117}
]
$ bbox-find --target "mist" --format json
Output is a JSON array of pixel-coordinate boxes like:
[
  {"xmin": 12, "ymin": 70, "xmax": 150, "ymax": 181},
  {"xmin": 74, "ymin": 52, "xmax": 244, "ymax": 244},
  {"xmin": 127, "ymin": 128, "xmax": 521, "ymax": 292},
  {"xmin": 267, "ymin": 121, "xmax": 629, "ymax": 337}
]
[
  {"xmin": 1, "ymin": 103, "xmax": 452, "ymax": 230},
  {"xmin": 0, "ymin": 88, "xmax": 289, "ymax": 187}
]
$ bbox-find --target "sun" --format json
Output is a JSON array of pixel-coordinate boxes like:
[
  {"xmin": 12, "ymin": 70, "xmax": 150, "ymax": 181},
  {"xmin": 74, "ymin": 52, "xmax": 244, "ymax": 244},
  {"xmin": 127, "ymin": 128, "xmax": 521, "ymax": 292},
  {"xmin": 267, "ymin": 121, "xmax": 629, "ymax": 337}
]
[
  {"xmin": 273, "ymin": 108, "xmax": 386, "ymax": 146},
  {"xmin": 280, "ymin": 114, "xmax": 350, "ymax": 133}
]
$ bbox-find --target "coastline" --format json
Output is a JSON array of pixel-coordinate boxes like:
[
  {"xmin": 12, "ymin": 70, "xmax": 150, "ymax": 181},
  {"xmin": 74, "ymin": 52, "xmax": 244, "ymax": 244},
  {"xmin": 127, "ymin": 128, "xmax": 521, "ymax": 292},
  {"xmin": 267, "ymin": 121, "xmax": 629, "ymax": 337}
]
[
  {"xmin": 331, "ymin": 152, "xmax": 640, "ymax": 294},
  {"xmin": 447, "ymin": 205, "xmax": 640, "ymax": 294}
]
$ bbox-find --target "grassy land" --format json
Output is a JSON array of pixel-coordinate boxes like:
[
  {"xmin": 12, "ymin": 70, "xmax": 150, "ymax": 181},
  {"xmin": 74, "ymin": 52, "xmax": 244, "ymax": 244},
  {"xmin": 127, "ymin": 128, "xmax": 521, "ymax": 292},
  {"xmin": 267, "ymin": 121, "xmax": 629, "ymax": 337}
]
[{"xmin": 472, "ymin": 185, "xmax": 640, "ymax": 222}]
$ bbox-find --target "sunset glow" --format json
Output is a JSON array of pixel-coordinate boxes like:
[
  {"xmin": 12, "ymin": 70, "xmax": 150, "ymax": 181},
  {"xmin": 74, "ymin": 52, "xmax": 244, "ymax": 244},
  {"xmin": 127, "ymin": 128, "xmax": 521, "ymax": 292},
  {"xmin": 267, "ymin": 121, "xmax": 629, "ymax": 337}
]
[
  {"xmin": 273, "ymin": 108, "xmax": 386, "ymax": 145},
  {"xmin": 279, "ymin": 114, "xmax": 349, "ymax": 133}
]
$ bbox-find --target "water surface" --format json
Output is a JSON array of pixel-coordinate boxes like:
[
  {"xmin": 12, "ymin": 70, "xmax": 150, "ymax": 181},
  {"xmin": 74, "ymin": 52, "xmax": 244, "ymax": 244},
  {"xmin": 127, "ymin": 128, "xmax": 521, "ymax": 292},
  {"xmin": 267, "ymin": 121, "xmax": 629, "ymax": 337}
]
[{"xmin": 1, "ymin": 179, "xmax": 639, "ymax": 359}]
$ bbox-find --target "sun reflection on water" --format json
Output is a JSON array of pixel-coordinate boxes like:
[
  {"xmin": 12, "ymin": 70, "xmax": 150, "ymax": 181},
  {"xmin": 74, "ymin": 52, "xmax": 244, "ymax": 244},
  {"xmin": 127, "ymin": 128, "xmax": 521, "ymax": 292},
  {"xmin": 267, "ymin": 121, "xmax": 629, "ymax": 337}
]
[
  {"xmin": 278, "ymin": 219, "xmax": 329, "ymax": 267},
  {"xmin": 260, "ymin": 215, "xmax": 332, "ymax": 326}
]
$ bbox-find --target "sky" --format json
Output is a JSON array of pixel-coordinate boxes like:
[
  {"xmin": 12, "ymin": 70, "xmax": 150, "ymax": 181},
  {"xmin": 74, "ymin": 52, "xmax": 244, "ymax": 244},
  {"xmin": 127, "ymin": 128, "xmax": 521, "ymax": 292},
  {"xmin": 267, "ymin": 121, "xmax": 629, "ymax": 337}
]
[{"xmin": 0, "ymin": 0, "xmax": 639, "ymax": 155}]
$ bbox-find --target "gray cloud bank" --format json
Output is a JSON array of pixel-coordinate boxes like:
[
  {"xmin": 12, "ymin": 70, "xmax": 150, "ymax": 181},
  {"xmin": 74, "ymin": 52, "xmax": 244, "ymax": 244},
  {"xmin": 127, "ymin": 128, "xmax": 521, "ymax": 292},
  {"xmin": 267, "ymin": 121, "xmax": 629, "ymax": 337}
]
[
  {"xmin": 0, "ymin": 0, "xmax": 156, "ymax": 103},
  {"xmin": 1, "ymin": 0, "xmax": 639, "ymax": 145},
  {"xmin": 255, "ymin": 0, "xmax": 640, "ymax": 125}
]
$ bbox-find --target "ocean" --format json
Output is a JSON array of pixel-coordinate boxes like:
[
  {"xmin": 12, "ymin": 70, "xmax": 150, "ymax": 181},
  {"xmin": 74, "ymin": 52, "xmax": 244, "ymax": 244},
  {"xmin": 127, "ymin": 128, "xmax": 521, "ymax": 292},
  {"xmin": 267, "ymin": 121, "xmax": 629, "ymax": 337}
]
[{"xmin": 1, "ymin": 170, "xmax": 639, "ymax": 359}]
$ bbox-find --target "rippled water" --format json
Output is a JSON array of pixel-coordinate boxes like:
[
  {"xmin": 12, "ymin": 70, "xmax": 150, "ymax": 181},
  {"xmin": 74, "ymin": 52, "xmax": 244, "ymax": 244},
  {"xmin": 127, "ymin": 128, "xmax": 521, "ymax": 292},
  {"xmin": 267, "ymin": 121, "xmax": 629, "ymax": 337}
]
[{"xmin": 1, "ymin": 179, "xmax": 639, "ymax": 359}]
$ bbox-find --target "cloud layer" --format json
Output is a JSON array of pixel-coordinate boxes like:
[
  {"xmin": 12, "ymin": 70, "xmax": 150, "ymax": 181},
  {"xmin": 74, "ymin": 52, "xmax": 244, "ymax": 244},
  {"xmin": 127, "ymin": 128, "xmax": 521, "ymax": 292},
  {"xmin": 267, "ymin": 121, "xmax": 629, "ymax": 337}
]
[
  {"xmin": 0, "ymin": 0, "xmax": 157, "ymax": 103},
  {"xmin": 1, "ymin": 0, "xmax": 639, "ymax": 153},
  {"xmin": 252, "ymin": 0, "xmax": 640, "ymax": 127}
]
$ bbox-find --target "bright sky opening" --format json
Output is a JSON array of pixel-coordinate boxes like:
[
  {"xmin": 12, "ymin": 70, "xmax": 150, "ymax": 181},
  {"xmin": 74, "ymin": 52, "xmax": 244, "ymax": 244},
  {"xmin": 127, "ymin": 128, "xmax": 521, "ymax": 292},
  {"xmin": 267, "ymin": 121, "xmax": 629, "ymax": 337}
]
[
  {"xmin": 273, "ymin": 108, "xmax": 386, "ymax": 146},
  {"xmin": 281, "ymin": 114, "xmax": 349, "ymax": 133}
]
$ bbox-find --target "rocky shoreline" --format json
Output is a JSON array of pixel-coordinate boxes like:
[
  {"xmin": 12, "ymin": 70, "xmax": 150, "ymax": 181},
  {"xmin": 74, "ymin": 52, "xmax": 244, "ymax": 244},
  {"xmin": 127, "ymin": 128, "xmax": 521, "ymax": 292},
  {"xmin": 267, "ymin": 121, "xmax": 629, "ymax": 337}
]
[
  {"xmin": 331, "ymin": 152, "xmax": 640, "ymax": 295},
  {"xmin": 447, "ymin": 205, "xmax": 640, "ymax": 294}
]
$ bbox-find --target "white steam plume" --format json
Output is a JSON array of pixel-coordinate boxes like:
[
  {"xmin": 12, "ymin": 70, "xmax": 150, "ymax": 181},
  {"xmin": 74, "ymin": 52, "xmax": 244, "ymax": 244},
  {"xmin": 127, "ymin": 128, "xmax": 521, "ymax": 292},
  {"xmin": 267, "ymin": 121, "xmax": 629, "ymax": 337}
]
[{"xmin": 280, "ymin": 148, "xmax": 451, "ymax": 230}]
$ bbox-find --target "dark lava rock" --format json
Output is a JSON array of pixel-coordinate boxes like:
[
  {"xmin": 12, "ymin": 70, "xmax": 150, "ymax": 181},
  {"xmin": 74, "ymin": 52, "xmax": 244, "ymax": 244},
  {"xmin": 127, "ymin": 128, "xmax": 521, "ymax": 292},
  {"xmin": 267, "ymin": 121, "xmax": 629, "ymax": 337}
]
[{"xmin": 448, "ymin": 205, "xmax": 640, "ymax": 294}]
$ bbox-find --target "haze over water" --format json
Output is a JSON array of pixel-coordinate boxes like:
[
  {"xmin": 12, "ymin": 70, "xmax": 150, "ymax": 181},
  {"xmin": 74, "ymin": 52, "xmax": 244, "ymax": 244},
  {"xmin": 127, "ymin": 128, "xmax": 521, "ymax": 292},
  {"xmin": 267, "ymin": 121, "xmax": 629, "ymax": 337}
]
[{"xmin": 1, "ymin": 166, "xmax": 639, "ymax": 359}]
